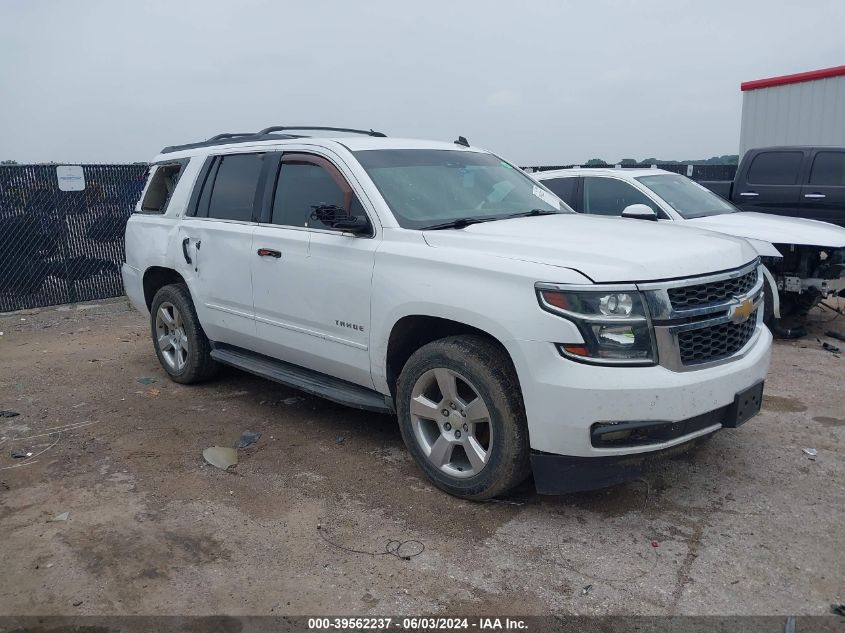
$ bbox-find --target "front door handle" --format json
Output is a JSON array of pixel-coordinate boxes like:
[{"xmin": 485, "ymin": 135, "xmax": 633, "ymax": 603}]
[
  {"xmin": 257, "ymin": 248, "xmax": 282, "ymax": 258},
  {"xmin": 182, "ymin": 237, "xmax": 192, "ymax": 264},
  {"xmin": 804, "ymin": 193, "xmax": 826, "ymax": 199},
  {"xmin": 739, "ymin": 192, "xmax": 759, "ymax": 197}
]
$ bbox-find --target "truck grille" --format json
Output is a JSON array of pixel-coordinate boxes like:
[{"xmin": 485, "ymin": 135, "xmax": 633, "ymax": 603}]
[
  {"xmin": 678, "ymin": 311, "xmax": 758, "ymax": 365},
  {"xmin": 668, "ymin": 268, "xmax": 758, "ymax": 309}
]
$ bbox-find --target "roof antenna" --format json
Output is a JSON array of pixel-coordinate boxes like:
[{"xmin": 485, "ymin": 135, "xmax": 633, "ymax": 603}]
[{"xmin": 454, "ymin": 136, "xmax": 470, "ymax": 147}]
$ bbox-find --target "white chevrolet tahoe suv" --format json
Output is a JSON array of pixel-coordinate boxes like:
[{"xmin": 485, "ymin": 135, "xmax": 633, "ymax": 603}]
[{"xmin": 123, "ymin": 126, "xmax": 772, "ymax": 499}]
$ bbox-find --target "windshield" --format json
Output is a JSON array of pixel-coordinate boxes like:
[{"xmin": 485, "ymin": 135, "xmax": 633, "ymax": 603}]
[
  {"xmin": 636, "ymin": 173, "xmax": 738, "ymax": 219},
  {"xmin": 354, "ymin": 149, "xmax": 571, "ymax": 229}
]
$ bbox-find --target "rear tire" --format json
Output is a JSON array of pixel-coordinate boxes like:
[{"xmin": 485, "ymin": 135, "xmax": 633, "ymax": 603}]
[
  {"xmin": 396, "ymin": 335, "xmax": 530, "ymax": 500},
  {"xmin": 150, "ymin": 283, "xmax": 219, "ymax": 384}
]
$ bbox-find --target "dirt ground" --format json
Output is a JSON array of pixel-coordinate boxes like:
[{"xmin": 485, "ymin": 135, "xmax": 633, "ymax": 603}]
[{"xmin": 0, "ymin": 298, "xmax": 843, "ymax": 616}]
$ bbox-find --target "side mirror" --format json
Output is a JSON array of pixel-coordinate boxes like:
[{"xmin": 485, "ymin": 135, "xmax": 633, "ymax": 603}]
[
  {"xmin": 310, "ymin": 204, "xmax": 370, "ymax": 233},
  {"xmin": 621, "ymin": 204, "xmax": 658, "ymax": 221}
]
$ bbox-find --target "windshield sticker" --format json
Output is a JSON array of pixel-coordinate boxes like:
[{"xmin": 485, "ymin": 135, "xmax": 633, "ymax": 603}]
[{"xmin": 533, "ymin": 185, "xmax": 561, "ymax": 210}]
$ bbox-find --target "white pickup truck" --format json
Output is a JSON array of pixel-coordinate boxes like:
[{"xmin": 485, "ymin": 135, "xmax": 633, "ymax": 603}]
[
  {"xmin": 123, "ymin": 127, "xmax": 771, "ymax": 499},
  {"xmin": 535, "ymin": 167, "xmax": 845, "ymax": 337}
]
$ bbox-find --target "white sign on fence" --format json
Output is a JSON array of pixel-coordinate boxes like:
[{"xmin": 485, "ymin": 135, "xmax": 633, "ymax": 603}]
[{"xmin": 56, "ymin": 165, "xmax": 85, "ymax": 191}]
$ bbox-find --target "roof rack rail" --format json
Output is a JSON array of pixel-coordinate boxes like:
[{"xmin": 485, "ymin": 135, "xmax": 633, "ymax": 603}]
[
  {"xmin": 160, "ymin": 125, "xmax": 387, "ymax": 154},
  {"xmin": 257, "ymin": 126, "xmax": 387, "ymax": 137}
]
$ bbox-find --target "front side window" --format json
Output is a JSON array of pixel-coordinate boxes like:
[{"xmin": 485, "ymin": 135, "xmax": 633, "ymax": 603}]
[
  {"xmin": 746, "ymin": 151, "xmax": 803, "ymax": 185},
  {"xmin": 542, "ymin": 177, "xmax": 578, "ymax": 206},
  {"xmin": 809, "ymin": 151, "xmax": 845, "ymax": 186},
  {"xmin": 582, "ymin": 177, "xmax": 658, "ymax": 216},
  {"xmin": 206, "ymin": 153, "xmax": 264, "ymax": 221},
  {"xmin": 354, "ymin": 149, "xmax": 568, "ymax": 229},
  {"xmin": 272, "ymin": 158, "xmax": 358, "ymax": 230},
  {"xmin": 636, "ymin": 173, "xmax": 737, "ymax": 219}
]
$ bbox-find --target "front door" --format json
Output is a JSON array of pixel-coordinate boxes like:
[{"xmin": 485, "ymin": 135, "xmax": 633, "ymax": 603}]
[{"xmin": 250, "ymin": 152, "xmax": 379, "ymax": 388}]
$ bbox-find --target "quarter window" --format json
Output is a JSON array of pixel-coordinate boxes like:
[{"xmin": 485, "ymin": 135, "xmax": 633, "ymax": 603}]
[
  {"xmin": 140, "ymin": 162, "xmax": 185, "ymax": 214},
  {"xmin": 746, "ymin": 151, "xmax": 803, "ymax": 185},
  {"xmin": 206, "ymin": 153, "xmax": 264, "ymax": 221},
  {"xmin": 582, "ymin": 177, "xmax": 658, "ymax": 216},
  {"xmin": 809, "ymin": 151, "xmax": 845, "ymax": 186}
]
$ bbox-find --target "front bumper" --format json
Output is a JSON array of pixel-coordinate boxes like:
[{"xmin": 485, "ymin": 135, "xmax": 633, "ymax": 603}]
[
  {"xmin": 506, "ymin": 324, "xmax": 772, "ymax": 459},
  {"xmin": 530, "ymin": 380, "xmax": 763, "ymax": 494}
]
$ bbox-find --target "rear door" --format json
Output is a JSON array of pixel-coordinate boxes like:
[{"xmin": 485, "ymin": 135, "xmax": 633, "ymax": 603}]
[
  {"xmin": 250, "ymin": 151, "xmax": 378, "ymax": 387},
  {"xmin": 733, "ymin": 150, "xmax": 805, "ymax": 217},
  {"xmin": 176, "ymin": 152, "xmax": 266, "ymax": 349},
  {"xmin": 799, "ymin": 149, "xmax": 845, "ymax": 226}
]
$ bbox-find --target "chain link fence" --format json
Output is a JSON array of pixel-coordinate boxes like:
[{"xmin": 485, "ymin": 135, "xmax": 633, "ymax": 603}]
[{"xmin": 0, "ymin": 164, "xmax": 148, "ymax": 313}]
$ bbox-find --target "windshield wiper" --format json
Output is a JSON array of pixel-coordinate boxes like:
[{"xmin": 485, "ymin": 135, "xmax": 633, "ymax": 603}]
[
  {"xmin": 504, "ymin": 209, "xmax": 561, "ymax": 219},
  {"xmin": 421, "ymin": 216, "xmax": 498, "ymax": 230}
]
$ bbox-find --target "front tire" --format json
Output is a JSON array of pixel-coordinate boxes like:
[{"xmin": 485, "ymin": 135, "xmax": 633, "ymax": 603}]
[
  {"xmin": 396, "ymin": 335, "xmax": 530, "ymax": 500},
  {"xmin": 150, "ymin": 283, "xmax": 219, "ymax": 384}
]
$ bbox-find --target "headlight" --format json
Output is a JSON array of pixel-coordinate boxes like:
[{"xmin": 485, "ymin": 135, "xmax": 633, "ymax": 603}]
[{"xmin": 536, "ymin": 285, "xmax": 656, "ymax": 365}]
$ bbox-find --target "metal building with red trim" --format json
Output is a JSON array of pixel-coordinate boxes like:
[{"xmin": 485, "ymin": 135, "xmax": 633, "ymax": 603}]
[{"xmin": 739, "ymin": 65, "xmax": 845, "ymax": 156}]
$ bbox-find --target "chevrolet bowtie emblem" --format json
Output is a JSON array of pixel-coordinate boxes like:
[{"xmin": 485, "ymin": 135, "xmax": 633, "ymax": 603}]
[{"xmin": 730, "ymin": 298, "xmax": 754, "ymax": 323}]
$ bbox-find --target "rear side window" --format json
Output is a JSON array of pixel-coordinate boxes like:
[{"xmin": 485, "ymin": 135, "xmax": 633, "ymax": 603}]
[
  {"xmin": 746, "ymin": 151, "xmax": 803, "ymax": 185},
  {"xmin": 140, "ymin": 162, "xmax": 185, "ymax": 213},
  {"xmin": 809, "ymin": 151, "xmax": 845, "ymax": 186},
  {"xmin": 582, "ymin": 177, "xmax": 657, "ymax": 216},
  {"xmin": 542, "ymin": 177, "xmax": 577, "ymax": 206},
  {"xmin": 206, "ymin": 153, "xmax": 264, "ymax": 221}
]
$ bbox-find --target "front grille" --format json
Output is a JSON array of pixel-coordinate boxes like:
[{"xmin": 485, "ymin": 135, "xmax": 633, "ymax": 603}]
[
  {"xmin": 678, "ymin": 311, "xmax": 758, "ymax": 365},
  {"xmin": 668, "ymin": 268, "xmax": 758, "ymax": 309}
]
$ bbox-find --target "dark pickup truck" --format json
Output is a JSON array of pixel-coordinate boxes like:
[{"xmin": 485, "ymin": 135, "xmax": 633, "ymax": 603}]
[{"xmin": 701, "ymin": 146, "xmax": 845, "ymax": 227}]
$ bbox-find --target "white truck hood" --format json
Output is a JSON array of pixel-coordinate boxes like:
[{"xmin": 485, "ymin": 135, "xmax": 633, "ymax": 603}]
[
  {"xmin": 687, "ymin": 212, "xmax": 845, "ymax": 249},
  {"xmin": 423, "ymin": 214, "xmax": 758, "ymax": 283}
]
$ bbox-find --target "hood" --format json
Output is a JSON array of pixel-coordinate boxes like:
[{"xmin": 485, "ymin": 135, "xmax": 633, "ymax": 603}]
[
  {"xmin": 422, "ymin": 214, "xmax": 758, "ymax": 283},
  {"xmin": 687, "ymin": 212, "xmax": 845, "ymax": 249}
]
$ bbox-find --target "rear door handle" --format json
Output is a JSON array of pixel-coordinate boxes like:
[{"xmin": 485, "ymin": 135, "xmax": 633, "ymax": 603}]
[
  {"xmin": 739, "ymin": 192, "xmax": 759, "ymax": 197},
  {"xmin": 182, "ymin": 237, "xmax": 192, "ymax": 264},
  {"xmin": 257, "ymin": 248, "xmax": 282, "ymax": 258},
  {"xmin": 804, "ymin": 193, "xmax": 826, "ymax": 199}
]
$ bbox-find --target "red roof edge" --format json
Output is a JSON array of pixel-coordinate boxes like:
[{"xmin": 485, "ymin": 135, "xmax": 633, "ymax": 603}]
[{"xmin": 741, "ymin": 65, "xmax": 845, "ymax": 91}]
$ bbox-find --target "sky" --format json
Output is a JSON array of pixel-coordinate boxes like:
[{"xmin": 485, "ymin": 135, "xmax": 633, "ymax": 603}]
[{"xmin": 1, "ymin": 0, "xmax": 843, "ymax": 165}]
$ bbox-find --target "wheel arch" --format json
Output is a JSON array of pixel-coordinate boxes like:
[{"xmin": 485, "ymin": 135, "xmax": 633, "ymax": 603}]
[
  {"xmin": 142, "ymin": 266, "xmax": 186, "ymax": 311},
  {"xmin": 383, "ymin": 314, "xmax": 519, "ymax": 402}
]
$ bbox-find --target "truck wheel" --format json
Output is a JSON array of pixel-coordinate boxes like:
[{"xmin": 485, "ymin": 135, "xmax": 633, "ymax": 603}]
[
  {"xmin": 396, "ymin": 335, "xmax": 530, "ymax": 500},
  {"xmin": 150, "ymin": 283, "xmax": 219, "ymax": 384}
]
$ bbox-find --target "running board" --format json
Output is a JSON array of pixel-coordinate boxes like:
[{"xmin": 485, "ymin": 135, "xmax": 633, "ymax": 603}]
[{"xmin": 210, "ymin": 344, "xmax": 393, "ymax": 413}]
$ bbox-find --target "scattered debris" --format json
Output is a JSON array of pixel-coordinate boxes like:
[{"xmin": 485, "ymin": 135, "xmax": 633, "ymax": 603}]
[
  {"xmin": 817, "ymin": 338, "xmax": 841, "ymax": 354},
  {"xmin": 284, "ymin": 396, "xmax": 303, "ymax": 405},
  {"xmin": 581, "ymin": 584, "xmax": 593, "ymax": 595},
  {"xmin": 147, "ymin": 388, "xmax": 160, "ymax": 397},
  {"xmin": 203, "ymin": 446, "xmax": 238, "ymax": 470},
  {"xmin": 335, "ymin": 436, "xmax": 345, "ymax": 445},
  {"xmin": 10, "ymin": 449, "xmax": 33, "ymax": 459},
  {"xmin": 72, "ymin": 600, "xmax": 83, "ymax": 607},
  {"xmin": 137, "ymin": 376, "xmax": 157, "ymax": 385},
  {"xmin": 238, "ymin": 431, "xmax": 261, "ymax": 449},
  {"xmin": 0, "ymin": 410, "xmax": 19, "ymax": 418},
  {"xmin": 784, "ymin": 616, "xmax": 796, "ymax": 633},
  {"xmin": 802, "ymin": 448, "xmax": 818, "ymax": 460},
  {"xmin": 831, "ymin": 604, "xmax": 845, "ymax": 617},
  {"xmin": 49, "ymin": 512, "xmax": 70, "ymax": 522},
  {"xmin": 826, "ymin": 331, "xmax": 845, "ymax": 343},
  {"xmin": 316, "ymin": 524, "xmax": 424, "ymax": 561},
  {"xmin": 651, "ymin": 540, "xmax": 659, "ymax": 548}
]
